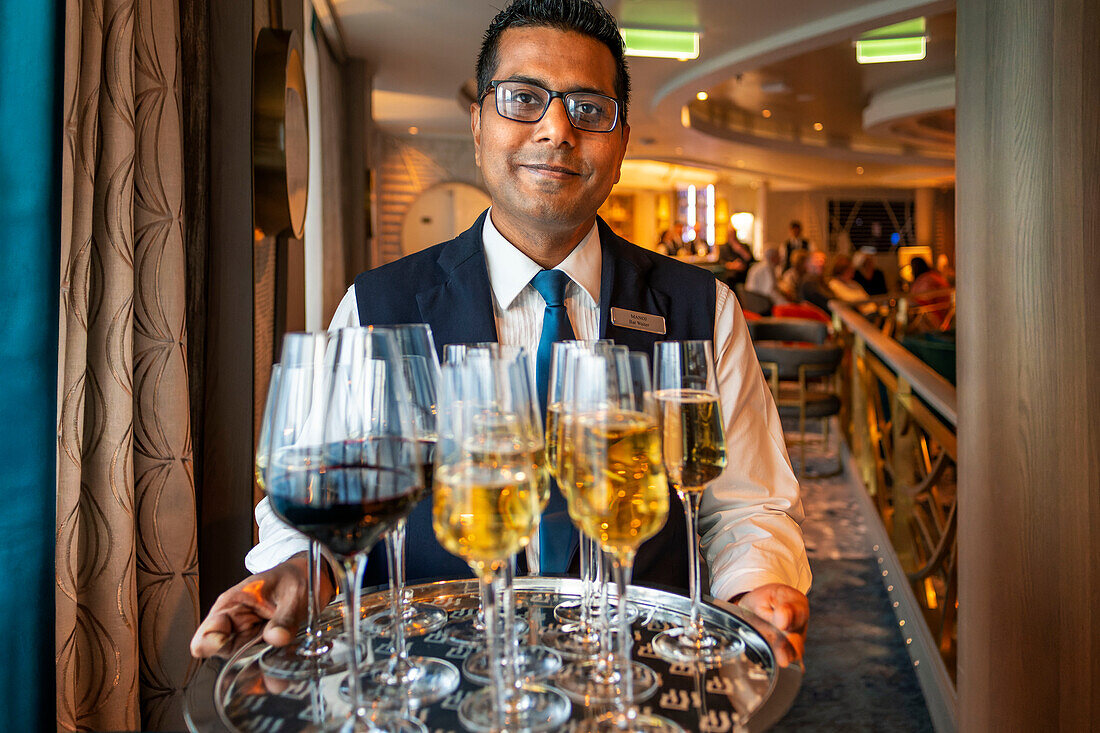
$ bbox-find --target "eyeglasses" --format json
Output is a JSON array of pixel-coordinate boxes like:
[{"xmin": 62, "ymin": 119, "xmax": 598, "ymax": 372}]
[{"xmin": 480, "ymin": 80, "xmax": 620, "ymax": 133}]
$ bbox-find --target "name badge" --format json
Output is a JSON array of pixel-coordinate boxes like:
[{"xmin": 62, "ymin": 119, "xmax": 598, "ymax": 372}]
[{"xmin": 610, "ymin": 307, "xmax": 666, "ymax": 335}]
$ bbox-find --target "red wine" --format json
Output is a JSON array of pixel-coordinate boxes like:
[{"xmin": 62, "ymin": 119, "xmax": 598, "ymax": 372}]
[{"xmin": 267, "ymin": 439, "xmax": 423, "ymax": 559}]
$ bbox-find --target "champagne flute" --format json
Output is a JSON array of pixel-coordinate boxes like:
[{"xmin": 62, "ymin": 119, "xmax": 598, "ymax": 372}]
[
  {"xmin": 354, "ymin": 325, "xmax": 460, "ymax": 708},
  {"xmin": 553, "ymin": 350, "xmax": 663, "ymax": 708},
  {"xmin": 433, "ymin": 356, "xmax": 570, "ymax": 733},
  {"xmin": 439, "ymin": 344, "xmax": 530, "ymax": 644},
  {"xmin": 364, "ymin": 324, "xmax": 449, "ymax": 638},
  {"xmin": 567, "ymin": 350, "xmax": 682, "ymax": 733},
  {"xmin": 651, "ymin": 340, "xmax": 746, "ymax": 667},
  {"xmin": 442, "ymin": 344, "xmax": 562, "ymax": 684},
  {"xmin": 257, "ymin": 352, "xmax": 339, "ymax": 680},
  {"xmin": 266, "ymin": 327, "xmax": 424, "ymax": 733}
]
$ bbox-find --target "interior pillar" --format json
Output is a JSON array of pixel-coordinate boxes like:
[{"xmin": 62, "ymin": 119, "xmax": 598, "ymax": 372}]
[{"xmin": 956, "ymin": 0, "xmax": 1099, "ymax": 728}]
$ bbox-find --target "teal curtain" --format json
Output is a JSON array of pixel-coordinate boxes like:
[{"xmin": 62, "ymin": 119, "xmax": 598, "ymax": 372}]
[{"xmin": 0, "ymin": 0, "xmax": 62, "ymax": 728}]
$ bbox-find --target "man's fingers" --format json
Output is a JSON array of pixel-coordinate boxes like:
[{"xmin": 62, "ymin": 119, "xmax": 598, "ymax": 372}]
[
  {"xmin": 191, "ymin": 613, "xmax": 232, "ymax": 658},
  {"xmin": 262, "ymin": 576, "xmax": 307, "ymax": 648}
]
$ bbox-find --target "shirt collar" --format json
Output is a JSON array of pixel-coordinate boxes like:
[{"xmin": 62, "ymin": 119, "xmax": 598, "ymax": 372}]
[{"xmin": 481, "ymin": 208, "xmax": 602, "ymax": 310}]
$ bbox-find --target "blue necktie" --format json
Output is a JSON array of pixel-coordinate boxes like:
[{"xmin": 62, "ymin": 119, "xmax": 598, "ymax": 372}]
[{"xmin": 530, "ymin": 269, "xmax": 576, "ymax": 573}]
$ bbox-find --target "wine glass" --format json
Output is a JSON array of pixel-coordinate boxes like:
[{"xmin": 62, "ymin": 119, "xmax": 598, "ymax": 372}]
[
  {"xmin": 266, "ymin": 327, "xmax": 424, "ymax": 733},
  {"xmin": 651, "ymin": 340, "xmax": 746, "ymax": 667},
  {"xmin": 541, "ymin": 341, "xmax": 604, "ymax": 663},
  {"xmin": 553, "ymin": 350, "xmax": 664, "ymax": 708},
  {"xmin": 442, "ymin": 344, "xmax": 562, "ymax": 684},
  {"xmin": 256, "ymin": 351, "xmax": 339, "ymax": 680},
  {"xmin": 353, "ymin": 325, "xmax": 461, "ymax": 708},
  {"xmin": 566, "ymin": 350, "xmax": 682, "ymax": 733},
  {"xmin": 433, "ymin": 355, "xmax": 571, "ymax": 733},
  {"xmin": 364, "ymin": 324, "xmax": 449, "ymax": 638}
]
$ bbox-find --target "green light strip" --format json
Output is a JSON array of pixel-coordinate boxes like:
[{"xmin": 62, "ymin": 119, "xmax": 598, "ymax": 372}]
[
  {"xmin": 856, "ymin": 36, "xmax": 927, "ymax": 64},
  {"xmin": 620, "ymin": 28, "xmax": 699, "ymax": 60}
]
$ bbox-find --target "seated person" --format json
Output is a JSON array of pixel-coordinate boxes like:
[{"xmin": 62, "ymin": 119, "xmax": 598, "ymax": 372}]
[
  {"xmin": 779, "ymin": 249, "xmax": 809, "ymax": 303},
  {"xmin": 827, "ymin": 254, "xmax": 878, "ymax": 316},
  {"xmin": 853, "ymin": 249, "xmax": 888, "ymax": 295},
  {"xmin": 718, "ymin": 234, "xmax": 755, "ymax": 289},
  {"xmin": 909, "ymin": 256, "xmax": 952, "ymax": 329},
  {"xmin": 798, "ymin": 251, "xmax": 835, "ymax": 312},
  {"xmin": 745, "ymin": 247, "xmax": 787, "ymax": 304}
]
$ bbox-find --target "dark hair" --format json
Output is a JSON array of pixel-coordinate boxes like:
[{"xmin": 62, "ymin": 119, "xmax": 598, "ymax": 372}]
[
  {"xmin": 476, "ymin": 0, "xmax": 630, "ymax": 123},
  {"xmin": 789, "ymin": 220, "xmax": 802, "ymax": 230},
  {"xmin": 910, "ymin": 256, "xmax": 931, "ymax": 278}
]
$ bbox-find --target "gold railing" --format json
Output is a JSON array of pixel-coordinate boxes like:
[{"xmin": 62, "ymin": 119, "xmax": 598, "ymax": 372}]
[{"xmin": 832, "ymin": 300, "xmax": 958, "ymax": 681}]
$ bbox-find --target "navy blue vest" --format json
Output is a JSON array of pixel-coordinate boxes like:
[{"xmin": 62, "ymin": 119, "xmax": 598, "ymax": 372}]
[{"xmin": 354, "ymin": 211, "xmax": 717, "ymax": 593}]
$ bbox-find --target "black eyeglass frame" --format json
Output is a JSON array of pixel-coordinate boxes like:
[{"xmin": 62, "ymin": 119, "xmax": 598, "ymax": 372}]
[{"xmin": 479, "ymin": 79, "xmax": 622, "ymax": 133}]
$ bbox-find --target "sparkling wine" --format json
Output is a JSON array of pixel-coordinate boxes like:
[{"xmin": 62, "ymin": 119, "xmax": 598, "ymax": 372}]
[
  {"xmin": 570, "ymin": 411, "xmax": 669, "ymax": 553},
  {"xmin": 656, "ymin": 388, "xmax": 727, "ymax": 491},
  {"xmin": 432, "ymin": 461, "xmax": 539, "ymax": 569},
  {"xmin": 545, "ymin": 402, "xmax": 563, "ymax": 479}
]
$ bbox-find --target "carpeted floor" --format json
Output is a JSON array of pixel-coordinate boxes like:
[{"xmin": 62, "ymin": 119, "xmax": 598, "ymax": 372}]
[{"xmin": 769, "ymin": 425, "xmax": 935, "ymax": 732}]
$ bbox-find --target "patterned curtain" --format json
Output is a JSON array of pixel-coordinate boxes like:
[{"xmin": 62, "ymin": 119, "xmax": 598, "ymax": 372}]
[{"xmin": 56, "ymin": 0, "xmax": 199, "ymax": 729}]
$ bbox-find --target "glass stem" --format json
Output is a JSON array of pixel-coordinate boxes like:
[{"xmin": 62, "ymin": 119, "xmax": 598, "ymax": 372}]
[
  {"xmin": 306, "ymin": 540, "xmax": 318, "ymax": 633},
  {"xmin": 579, "ymin": 534, "xmax": 594, "ymax": 629},
  {"xmin": 478, "ymin": 561, "xmax": 510, "ymax": 730},
  {"xmin": 504, "ymin": 558, "xmax": 523, "ymax": 679},
  {"xmin": 683, "ymin": 488, "xmax": 706, "ymax": 639},
  {"xmin": 596, "ymin": 548, "xmax": 615, "ymax": 681},
  {"xmin": 613, "ymin": 551, "xmax": 637, "ymax": 729},
  {"xmin": 340, "ymin": 553, "xmax": 368, "ymax": 723},
  {"xmin": 385, "ymin": 520, "xmax": 410, "ymax": 678}
]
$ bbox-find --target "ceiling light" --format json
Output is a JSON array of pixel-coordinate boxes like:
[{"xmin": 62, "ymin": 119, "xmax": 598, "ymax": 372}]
[
  {"xmin": 856, "ymin": 166, "xmax": 865, "ymax": 175},
  {"xmin": 856, "ymin": 18, "xmax": 927, "ymax": 64},
  {"xmin": 762, "ymin": 109, "xmax": 772, "ymax": 118},
  {"xmin": 813, "ymin": 122, "xmax": 824, "ymax": 131},
  {"xmin": 696, "ymin": 91, "xmax": 708, "ymax": 101},
  {"xmin": 408, "ymin": 126, "xmax": 419, "ymax": 135},
  {"xmin": 621, "ymin": 28, "xmax": 700, "ymax": 60}
]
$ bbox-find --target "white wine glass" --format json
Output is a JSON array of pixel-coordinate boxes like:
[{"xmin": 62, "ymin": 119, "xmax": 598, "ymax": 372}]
[
  {"xmin": 433, "ymin": 355, "xmax": 570, "ymax": 733},
  {"xmin": 651, "ymin": 340, "xmax": 746, "ymax": 667},
  {"xmin": 566, "ymin": 350, "xmax": 682, "ymax": 733}
]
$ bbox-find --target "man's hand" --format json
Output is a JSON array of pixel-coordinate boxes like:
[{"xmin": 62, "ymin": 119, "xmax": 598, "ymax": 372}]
[
  {"xmin": 736, "ymin": 583, "xmax": 809, "ymax": 666},
  {"xmin": 189, "ymin": 553, "xmax": 335, "ymax": 659}
]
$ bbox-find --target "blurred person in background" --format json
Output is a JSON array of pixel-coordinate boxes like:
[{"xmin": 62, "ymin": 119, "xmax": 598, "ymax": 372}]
[
  {"xmin": 853, "ymin": 248, "xmax": 888, "ymax": 295},
  {"xmin": 779, "ymin": 248, "xmax": 809, "ymax": 303},
  {"xmin": 782, "ymin": 220, "xmax": 810, "ymax": 269},
  {"xmin": 746, "ymin": 246, "xmax": 787, "ymax": 304}
]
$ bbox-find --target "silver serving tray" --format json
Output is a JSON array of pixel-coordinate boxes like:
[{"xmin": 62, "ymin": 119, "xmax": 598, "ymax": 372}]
[{"xmin": 185, "ymin": 577, "xmax": 802, "ymax": 732}]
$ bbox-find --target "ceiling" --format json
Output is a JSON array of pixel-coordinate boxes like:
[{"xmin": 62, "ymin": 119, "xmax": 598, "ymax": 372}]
[{"xmin": 331, "ymin": 0, "xmax": 958, "ymax": 190}]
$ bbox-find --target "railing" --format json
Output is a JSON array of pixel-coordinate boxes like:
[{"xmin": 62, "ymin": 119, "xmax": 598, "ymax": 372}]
[{"xmin": 830, "ymin": 299, "xmax": 958, "ymax": 733}]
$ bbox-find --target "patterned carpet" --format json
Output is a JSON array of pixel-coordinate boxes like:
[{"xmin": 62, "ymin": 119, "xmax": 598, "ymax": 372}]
[{"xmin": 769, "ymin": 424, "xmax": 935, "ymax": 732}]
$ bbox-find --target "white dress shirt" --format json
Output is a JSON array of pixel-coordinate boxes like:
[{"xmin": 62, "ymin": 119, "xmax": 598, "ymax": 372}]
[{"xmin": 248, "ymin": 212, "xmax": 812, "ymax": 600}]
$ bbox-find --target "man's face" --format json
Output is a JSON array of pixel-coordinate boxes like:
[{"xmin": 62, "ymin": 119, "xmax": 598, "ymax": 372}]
[
  {"xmin": 471, "ymin": 26, "xmax": 630, "ymax": 241},
  {"xmin": 790, "ymin": 225, "xmax": 801, "ymax": 239}
]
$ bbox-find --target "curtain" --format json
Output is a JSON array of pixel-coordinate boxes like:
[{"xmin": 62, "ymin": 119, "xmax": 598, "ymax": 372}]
[
  {"xmin": 56, "ymin": 0, "xmax": 199, "ymax": 729},
  {"xmin": 0, "ymin": 1, "xmax": 62, "ymax": 730}
]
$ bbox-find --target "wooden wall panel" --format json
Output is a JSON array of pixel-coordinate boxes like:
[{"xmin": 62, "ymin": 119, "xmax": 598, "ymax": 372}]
[{"xmin": 956, "ymin": 0, "xmax": 1100, "ymax": 728}]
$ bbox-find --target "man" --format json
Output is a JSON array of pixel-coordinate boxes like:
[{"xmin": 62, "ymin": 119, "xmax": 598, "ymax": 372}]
[
  {"xmin": 717, "ymin": 230, "xmax": 755, "ymax": 289},
  {"xmin": 745, "ymin": 246, "xmax": 786, "ymax": 305},
  {"xmin": 191, "ymin": 0, "xmax": 810, "ymax": 661},
  {"xmin": 782, "ymin": 220, "xmax": 810, "ymax": 269},
  {"xmin": 799, "ymin": 251, "xmax": 835, "ymax": 312}
]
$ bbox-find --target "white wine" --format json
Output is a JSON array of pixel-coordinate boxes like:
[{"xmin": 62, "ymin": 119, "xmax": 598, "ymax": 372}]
[
  {"xmin": 656, "ymin": 388, "xmax": 727, "ymax": 492},
  {"xmin": 544, "ymin": 402, "xmax": 563, "ymax": 480},
  {"xmin": 570, "ymin": 411, "xmax": 669, "ymax": 554},
  {"xmin": 432, "ymin": 461, "xmax": 539, "ymax": 570}
]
